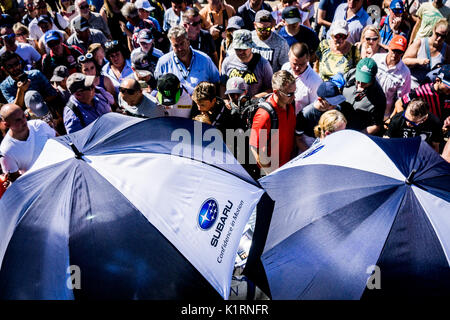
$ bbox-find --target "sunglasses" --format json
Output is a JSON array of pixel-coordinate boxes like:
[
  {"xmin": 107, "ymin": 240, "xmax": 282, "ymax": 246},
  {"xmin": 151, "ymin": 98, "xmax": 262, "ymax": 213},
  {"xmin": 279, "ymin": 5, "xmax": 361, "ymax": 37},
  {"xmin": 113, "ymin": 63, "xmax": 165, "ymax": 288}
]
[
  {"xmin": 334, "ymin": 34, "xmax": 347, "ymax": 40},
  {"xmin": 105, "ymin": 40, "xmax": 119, "ymax": 49},
  {"xmin": 257, "ymin": 27, "xmax": 272, "ymax": 33},
  {"xmin": 365, "ymin": 36, "xmax": 379, "ymax": 41},
  {"xmin": 186, "ymin": 20, "xmax": 201, "ymax": 26},
  {"xmin": 47, "ymin": 40, "xmax": 60, "ymax": 48},
  {"xmin": 15, "ymin": 32, "xmax": 27, "ymax": 37},
  {"xmin": 119, "ymin": 87, "xmax": 138, "ymax": 95},
  {"xmin": 79, "ymin": 4, "xmax": 89, "ymax": 9},
  {"xmin": 279, "ymin": 90, "xmax": 295, "ymax": 97},
  {"xmin": 435, "ymin": 32, "xmax": 448, "ymax": 38},
  {"xmin": 402, "ymin": 111, "xmax": 427, "ymax": 127},
  {"xmin": 78, "ymin": 52, "xmax": 94, "ymax": 63}
]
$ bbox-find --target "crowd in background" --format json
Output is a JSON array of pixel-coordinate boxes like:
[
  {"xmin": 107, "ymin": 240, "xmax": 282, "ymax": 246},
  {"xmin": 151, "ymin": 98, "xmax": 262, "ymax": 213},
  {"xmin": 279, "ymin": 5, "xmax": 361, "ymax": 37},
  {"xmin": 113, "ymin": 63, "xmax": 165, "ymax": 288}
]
[{"xmin": 0, "ymin": 0, "xmax": 449, "ymax": 188}]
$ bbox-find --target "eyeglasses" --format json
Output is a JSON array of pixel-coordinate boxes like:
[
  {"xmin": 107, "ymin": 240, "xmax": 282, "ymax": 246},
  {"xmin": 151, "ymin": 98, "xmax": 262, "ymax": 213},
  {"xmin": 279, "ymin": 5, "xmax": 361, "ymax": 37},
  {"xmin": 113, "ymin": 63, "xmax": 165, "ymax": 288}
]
[
  {"xmin": 77, "ymin": 52, "xmax": 94, "ymax": 63},
  {"xmin": 435, "ymin": 32, "xmax": 448, "ymax": 39},
  {"xmin": 257, "ymin": 27, "xmax": 272, "ymax": 33},
  {"xmin": 105, "ymin": 40, "xmax": 119, "ymax": 49},
  {"xmin": 279, "ymin": 90, "xmax": 295, "ymax": 97},
  {"xmin": 186, "ymin": 20, "xmax": 201, "ymax": 27},
  {"xmin": 365, "ymin": 36, "xmax": 379, "ymax": 42},
  {"xmin": 119, "ymin": 87, "xmax": 138, "ymax": 95},
  {"xmin": 402, "ymin": 111, "xmax": 427, "ymax": 127}
]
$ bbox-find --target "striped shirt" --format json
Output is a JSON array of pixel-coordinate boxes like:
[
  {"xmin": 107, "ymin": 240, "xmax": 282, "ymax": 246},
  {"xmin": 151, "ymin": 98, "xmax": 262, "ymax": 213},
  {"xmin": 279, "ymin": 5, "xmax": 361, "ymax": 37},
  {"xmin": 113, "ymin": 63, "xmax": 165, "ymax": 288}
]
[{"xmin": 401, "ymin": 82, "xmax": 450, "ymax": 122}]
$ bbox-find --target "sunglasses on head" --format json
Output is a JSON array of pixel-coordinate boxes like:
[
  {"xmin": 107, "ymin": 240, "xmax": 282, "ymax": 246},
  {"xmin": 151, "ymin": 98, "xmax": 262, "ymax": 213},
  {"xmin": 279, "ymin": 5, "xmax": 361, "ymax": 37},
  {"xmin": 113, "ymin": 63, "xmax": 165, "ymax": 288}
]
[
  {"xmin": 105, "ymin": 40, "xmax": 119, "ymax": 49},
  {"xmin": 119, "ymin": 87, "xmax": 138, "ymax": 95},
  {"xmin": 78, "ymin": 52, "xmax": 94, "ymax": 63}
]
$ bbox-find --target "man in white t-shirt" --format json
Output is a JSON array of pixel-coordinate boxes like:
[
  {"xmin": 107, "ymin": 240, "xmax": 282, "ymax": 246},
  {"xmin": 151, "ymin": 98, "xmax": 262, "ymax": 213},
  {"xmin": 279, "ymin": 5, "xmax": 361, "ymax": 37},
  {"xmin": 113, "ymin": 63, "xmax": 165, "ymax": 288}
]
[
  {"xmin": 0, "ymin": 26, "xmax": 41, "ymax": 68},
  {"xmin": 282, "ymin": 42, "xmax": 323, "ymax": 114},
  {"xmin": 0, "ymin": 104, "xmax": 56, "ymax": 183},
  {"xmin": 155, "ymin": 73, "xmax": 193, "ymax": 118}
]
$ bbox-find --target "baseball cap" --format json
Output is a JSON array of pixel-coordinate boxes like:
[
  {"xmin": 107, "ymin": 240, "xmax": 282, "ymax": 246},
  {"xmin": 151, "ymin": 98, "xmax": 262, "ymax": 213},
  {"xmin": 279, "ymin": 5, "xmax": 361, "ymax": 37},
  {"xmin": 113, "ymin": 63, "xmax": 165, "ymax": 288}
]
[
  {"xmin": 317, "ymin": 81, "xmax": 346, "ymax": 106},
  {"xmin": 66, "ymin": 73, "xmax": 95, "ymax": 94},
  {"xmin": 50, "ymin": 65, "xmax": 69, "ymax": 82},
  {"xmin": 227, "ymin": 16, "xmax": 244, "ymax": 30},
  {"xmin": 24, "ymin": 90, "xmax": 49, "ymax": 117},
  {"xmin": 131, "ymin": 52, "xmax": 152, "ymax": 78},
  {"xmin": 389, "ymin": 34, "xmax": 407, "ymax": 52},
  {"xmin": 157, "ymin": 73, "xmax": 181, "ymax": 106},
  {"xmin": 225, "ymin": 77, "xmax": 249, "ymax": 95},
  {"xmin": 137, "ymin": 28, "xmax": 153, "ymax": 43},
  {"xmin": 329, "ymin": 20, "xmax": 349, "ymax": 36},
  {"xmin": 437, "ymin": 64, "xmax": 450, "ymax": 87},
  {"xmin": 355, "ymin": 58, "xmax": 378, "ymax": 84},
  {"xmin": 282, "ymin": 6, "xmax": 301, "ymax": 25},
  {"xmin": 255, "ymin": 10, "xmax": 274, "ymax": 23},
  {"xmin": 390, "ymin": 0, "xmax": 404, "ymax": 13},
  {"xmin": 74, "ymin": 17, "xmax": 89, "ymax": 32},
  {"xmin": 44, "ymin": 30, "xmax": 60, "ymax": 43},
  {"xmin": 135, "ymin": 0, "xmax": 155, "ymax": 11},
  {"xmin": 232, "ymin": 29, "xmax": 255, "ymax": 50}
]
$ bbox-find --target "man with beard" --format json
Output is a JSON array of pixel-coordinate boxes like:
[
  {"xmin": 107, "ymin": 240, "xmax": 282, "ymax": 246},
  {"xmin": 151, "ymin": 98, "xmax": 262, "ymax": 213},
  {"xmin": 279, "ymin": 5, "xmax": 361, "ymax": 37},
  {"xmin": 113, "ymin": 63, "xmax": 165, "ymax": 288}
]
[{"xmin": 251, "ymin": 10, "xmax": 289, "ymax": 73}]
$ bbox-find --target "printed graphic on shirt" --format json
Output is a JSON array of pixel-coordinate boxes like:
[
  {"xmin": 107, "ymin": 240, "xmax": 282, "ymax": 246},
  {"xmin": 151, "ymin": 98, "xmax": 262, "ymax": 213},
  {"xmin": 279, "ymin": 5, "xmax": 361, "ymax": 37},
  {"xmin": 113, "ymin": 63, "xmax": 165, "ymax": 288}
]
[
  {"xmin": 253, "ymin": 47, "xmax": 274, "ymax": 64},
  {"xmin": 400, "ymin": 127, "xmax": 432, "ymax": 141},
  {"xmin": 228, "ymin": 69, "xmax": 258, "ymax": 84}
]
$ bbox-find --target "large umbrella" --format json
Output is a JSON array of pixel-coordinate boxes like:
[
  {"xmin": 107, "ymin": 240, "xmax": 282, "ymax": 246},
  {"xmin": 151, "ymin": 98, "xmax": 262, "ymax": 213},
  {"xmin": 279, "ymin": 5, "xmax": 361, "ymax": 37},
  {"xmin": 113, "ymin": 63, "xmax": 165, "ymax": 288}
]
[
  {"xmin": 244, "ymin": 130, "xmax": 450, "ymax": 299},
  {"xmin": 0, "ymin": 113, "xmax": 264, "ymax": 300}
]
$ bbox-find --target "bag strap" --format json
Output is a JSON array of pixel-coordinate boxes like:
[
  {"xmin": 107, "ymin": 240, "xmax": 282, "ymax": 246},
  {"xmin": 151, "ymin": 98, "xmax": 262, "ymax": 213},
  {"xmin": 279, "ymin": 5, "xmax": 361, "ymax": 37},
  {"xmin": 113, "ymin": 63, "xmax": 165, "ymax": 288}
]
[
  {"xmin": 66, "ymin": 101, "xmax": 86, "ymax": 128},
  {"xmin": 425, "ymin": 38, "xmax": 433, "ymax": 70},
  {"xmin": 258, "ymin": 99, "xmax": 278, "ymax": 130}
]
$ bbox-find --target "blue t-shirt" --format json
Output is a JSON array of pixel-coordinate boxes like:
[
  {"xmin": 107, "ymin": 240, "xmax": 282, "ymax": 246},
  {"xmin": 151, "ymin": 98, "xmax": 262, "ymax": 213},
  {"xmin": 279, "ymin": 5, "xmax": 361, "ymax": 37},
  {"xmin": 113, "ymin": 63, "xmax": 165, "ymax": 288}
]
[{"xmin": 318, "ymin": 0, "xmax": 346, "ymax": 24}]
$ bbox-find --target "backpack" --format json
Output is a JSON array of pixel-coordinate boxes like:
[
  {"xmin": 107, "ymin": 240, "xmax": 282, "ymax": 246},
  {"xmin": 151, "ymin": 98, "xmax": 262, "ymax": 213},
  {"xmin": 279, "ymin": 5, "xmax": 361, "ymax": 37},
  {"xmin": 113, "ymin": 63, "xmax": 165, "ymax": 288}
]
[{"xmin": 239, "ymin": 95, "xmax": 278, "ymax": 132}]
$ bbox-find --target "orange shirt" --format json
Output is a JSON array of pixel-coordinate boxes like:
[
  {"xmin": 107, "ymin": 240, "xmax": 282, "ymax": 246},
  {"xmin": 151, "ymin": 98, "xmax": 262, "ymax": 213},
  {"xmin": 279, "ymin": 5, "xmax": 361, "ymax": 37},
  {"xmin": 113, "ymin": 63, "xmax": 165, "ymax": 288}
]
[
  {"xmin": 249, "ymin": 94, "xmax": 296, "ymax": 168},
  {"xmin": 199, "ymin": 4, "xmax": 236, "ymax": 32}
]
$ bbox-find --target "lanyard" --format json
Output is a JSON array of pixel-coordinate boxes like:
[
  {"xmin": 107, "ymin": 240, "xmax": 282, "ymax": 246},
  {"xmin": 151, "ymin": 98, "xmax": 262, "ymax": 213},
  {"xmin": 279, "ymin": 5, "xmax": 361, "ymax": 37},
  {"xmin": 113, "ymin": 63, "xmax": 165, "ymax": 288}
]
[{"xmin": 174, "ymin": 51, "xmax": 194, "ymax": 80}]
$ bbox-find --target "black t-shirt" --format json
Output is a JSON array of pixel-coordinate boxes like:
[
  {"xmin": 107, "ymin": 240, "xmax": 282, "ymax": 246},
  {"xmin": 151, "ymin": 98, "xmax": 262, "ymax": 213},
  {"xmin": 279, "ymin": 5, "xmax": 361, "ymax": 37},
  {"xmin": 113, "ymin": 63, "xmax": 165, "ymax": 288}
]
[
  {"xmin": 190, "ymin": 30, "xmax": 217, "ymax": 58},
  {"xmin": 385, "ymin": 112, "xmax": 443, "ymax": 145}
]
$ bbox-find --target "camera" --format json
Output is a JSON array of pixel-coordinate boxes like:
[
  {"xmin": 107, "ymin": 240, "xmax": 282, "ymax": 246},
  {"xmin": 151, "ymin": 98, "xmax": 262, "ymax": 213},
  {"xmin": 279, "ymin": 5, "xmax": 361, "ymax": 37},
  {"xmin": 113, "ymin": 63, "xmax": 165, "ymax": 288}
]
[{"xmin": 217, "ymin": 25, "xmax": 225, "ymax": 33}]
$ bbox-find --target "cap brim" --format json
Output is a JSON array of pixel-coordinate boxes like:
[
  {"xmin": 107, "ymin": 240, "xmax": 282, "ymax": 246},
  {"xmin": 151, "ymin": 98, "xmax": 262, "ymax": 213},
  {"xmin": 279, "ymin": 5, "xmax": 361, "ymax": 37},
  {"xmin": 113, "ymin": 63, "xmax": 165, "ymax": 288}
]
[
  {"xmin": 225, "ymin": 89, "xmax": 245, "ymax": 95},
  {"xmin": 324, "ymin": 94, "xmax": 346, "ymax": 106},
  {"xmin": 50, "ymin": 75, "xmax": 64, "ymax": 82},
  {"xmin": 45, "ymin": 36, "xmax": 60, "ymax": 43},
  {"xmin": 284, "ymin": 18, "xmax": 301, "ymax": 25},
  {"xmin": 355, "ymin": 71, "xmax": 373, "ymax": 84},
  {"xmin": 331, "ymin": 28, "xmax": 348, "ymax": 36},
  {"xmin": 139, "ymin": 38, "xmax": 153, "ymax": 43},
  {"xmin": 226, "ymin": 24, "xmax": 241, "ymax": 30},
  {"xmin": 136, "ymin": 70, "xmax": 152, "ymax": 77},
  {"xmin": 84, "ymin": 75, "xmax": 95, "ymax": 87},
  {"xmin": 29, "ymin": 102, "xmax": 49, "ymax": 117}
]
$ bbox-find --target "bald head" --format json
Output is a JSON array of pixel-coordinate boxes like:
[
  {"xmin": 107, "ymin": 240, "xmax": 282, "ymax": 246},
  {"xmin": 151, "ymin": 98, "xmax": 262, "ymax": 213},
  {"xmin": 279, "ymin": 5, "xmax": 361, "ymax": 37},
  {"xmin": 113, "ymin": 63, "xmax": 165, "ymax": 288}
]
[
  {"xmin": 119, "ymin": 78, "xmax": 143, "ymax": 106},
  {"xmin": 121, "ymin": 78, "xmax": 142, "ymax": 91},
  {"xmin": 0, "ymin": 104, "xmax": 23, "ymax": 122}
]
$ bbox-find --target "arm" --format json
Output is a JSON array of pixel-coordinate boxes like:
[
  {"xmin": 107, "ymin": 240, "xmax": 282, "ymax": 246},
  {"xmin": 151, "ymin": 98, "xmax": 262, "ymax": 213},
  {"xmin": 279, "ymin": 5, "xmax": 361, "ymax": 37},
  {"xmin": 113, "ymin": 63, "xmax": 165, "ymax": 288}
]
[
  {"xmin": 250, "ymin": 146, "xmax": 271, "ymax": 175},
  {"xmin": 13, "ymin": 79, "xmax": 31, "ymax": 109},
  {"xmin": 295, "ymin": 135, "xmax": 310, "ymax": 153},
  {"xmin": 317, "ymin": 9, "xmax": 332, "ymax": 28},
  {"xmin": 402, "ymin": 38, "xmax": 428, "ymax": 67},
  {"xmin": 409, "ymin": 16, "xmax": 421, "ymax": 45}
]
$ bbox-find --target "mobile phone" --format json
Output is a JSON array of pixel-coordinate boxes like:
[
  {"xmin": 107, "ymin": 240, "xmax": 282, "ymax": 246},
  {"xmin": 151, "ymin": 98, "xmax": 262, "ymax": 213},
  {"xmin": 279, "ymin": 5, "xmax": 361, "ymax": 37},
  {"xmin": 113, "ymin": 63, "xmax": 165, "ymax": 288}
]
[{"xmin": 18, "ymin": 73, "xmax": 28, "ymax": 83}]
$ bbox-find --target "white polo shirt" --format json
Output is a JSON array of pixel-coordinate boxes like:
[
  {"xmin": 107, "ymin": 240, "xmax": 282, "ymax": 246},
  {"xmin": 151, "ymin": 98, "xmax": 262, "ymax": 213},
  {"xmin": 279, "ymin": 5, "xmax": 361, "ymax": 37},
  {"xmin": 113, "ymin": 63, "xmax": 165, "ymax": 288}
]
[
  {"xmin": 282, "ymin": 63, "xmax": 323, "ymax": 115},
  {"xmin": 372, "ymin": 53, "xmax": 411, "ymax": 119}
]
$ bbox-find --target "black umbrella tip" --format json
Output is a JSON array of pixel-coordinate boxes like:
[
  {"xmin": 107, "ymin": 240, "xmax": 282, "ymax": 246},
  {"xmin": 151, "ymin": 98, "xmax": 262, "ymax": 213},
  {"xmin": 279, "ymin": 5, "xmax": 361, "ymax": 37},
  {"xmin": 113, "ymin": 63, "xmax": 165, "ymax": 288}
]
[
  {"xmin": 69, "ymin": 143, "xmax": 84, "ymax": 160},
  {"xmin": 405, "ymin": 169, "xmax": 417, "ymax": 185}
]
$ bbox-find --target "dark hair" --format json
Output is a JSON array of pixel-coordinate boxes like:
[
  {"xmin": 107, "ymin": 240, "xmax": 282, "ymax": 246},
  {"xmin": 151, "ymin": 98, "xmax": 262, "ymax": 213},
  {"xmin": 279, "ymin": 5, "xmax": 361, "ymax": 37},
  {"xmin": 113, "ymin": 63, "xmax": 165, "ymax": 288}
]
[
  {"xmin": 0, "ymin": 51, "xmax": 22, "ymax": 66},
  {"xmin": 289, "ymin": 42, "xmax": 310, "ymax": 59},
  {"xmin": 104, "ymin": 40, "xmax": 130, "ymax": 60},
  {"xmin": 78, "ymin": 59, "xmax": 102, "ymax": 76},
  {"xmin": 408, "ymin": 98, "xmax": 428, "ymax": 118}
]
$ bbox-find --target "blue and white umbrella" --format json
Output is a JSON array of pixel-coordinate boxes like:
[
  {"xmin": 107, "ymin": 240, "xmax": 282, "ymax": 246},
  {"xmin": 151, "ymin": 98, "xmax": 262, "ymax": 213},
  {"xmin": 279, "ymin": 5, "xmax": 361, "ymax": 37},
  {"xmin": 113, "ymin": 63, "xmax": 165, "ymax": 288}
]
[
  {"xmin": 0, "ymin": 113, "xmax": 264, "ymax": 300},
  {"xmin": 245, "ymin": 130, "xmax": 450, "ymax": 299}
]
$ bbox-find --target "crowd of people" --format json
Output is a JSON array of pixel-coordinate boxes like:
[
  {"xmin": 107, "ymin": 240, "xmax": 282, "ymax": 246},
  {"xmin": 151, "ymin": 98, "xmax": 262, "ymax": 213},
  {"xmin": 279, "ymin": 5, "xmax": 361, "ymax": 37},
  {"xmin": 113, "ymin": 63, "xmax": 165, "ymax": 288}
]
[{"xmin": 0, "ymin": 0, "xmax": 449, "ymax": 188}]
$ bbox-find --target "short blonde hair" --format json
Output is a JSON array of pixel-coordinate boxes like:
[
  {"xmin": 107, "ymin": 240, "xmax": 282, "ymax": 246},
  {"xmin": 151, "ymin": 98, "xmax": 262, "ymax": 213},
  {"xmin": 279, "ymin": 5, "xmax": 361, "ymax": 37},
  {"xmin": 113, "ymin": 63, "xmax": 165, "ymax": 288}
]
[
  {"xmin": 314, "ymin": 110, "xmax": 347, "ymax": 138},
  {"xmin": 272, "ymin": 70, "xmax": 296, "ymax": 91},
  {"xmin": 13, "ymin": 22, "xmax": 29, "ymax": 35}
]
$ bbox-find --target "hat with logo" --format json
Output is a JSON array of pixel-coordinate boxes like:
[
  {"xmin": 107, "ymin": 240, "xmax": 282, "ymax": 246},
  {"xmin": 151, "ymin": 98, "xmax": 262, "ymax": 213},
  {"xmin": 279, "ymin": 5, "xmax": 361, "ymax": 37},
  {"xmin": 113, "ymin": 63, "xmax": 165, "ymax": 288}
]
[
  {"xmin": 356, "ymin": 58, "xmax": 378, "ymax": 84},
  {"xmin": 74, "ymin": 17, "xmax": 89, "ymax": 32},
  {"xmin": 135, "ymin": 0, "xmax": 155, "ymax": 11},
  {"xmin": 390, "ymin": 0, "xmax": 404, "ymax": 13},
  {"xmin": 227, "ymin": 16, "xmax": 244, "ymax": 30},
  {"xmin": 437, "ymin": 64, "xmax": 450, "ymax": 87},
  {"xmin": 50, "ymin": 65, "xmax": 69, "ymax": 82},
  {"xmin": 24, "ymin": 90, "xmax": 49, "ymax": 117},
  {"xmin": 44, "ymin": 30, "xmax": 61, "ymax": 43},
  {"xmin": 137, "ymin": 28, "xmax": 154, "ymax": 43},
  {"xmin": 317, "ymin": 81, "xmax": 346, "ymax": 106},
  {"xmin": 389, "ymin": 34, "xmax": 407, "ymax": 52},
  {"xmin": 225, "ymin": 77, "xmax": 249, "ymax": 95},
  {"xmin": 232, "ymin": 29, "xmax": 255, "ymax": 50},
  {"xmin": 37, "ymin": 15, "xmax": 51, "ymax": 25},
  {"xmin": 329, "ymin": 20, "xmax": 349, "ymax": 36},
  {"xmin": 255, "ymin": 10, "xmax": 274, "ymax": 23},
  {"xmin": 131, "ymin": 52, "xmax": 152, "ymax": 78},
  {"xmin": 66, "ymin": 72, "xmax": 95, "ymax": 94},
  {"xmin": 157, "ymin": 73, "xmax": 181, "ymax": 106},
  {"xmin": 282, "ymin": 6, "xmax": 302, "ymax": 24}
]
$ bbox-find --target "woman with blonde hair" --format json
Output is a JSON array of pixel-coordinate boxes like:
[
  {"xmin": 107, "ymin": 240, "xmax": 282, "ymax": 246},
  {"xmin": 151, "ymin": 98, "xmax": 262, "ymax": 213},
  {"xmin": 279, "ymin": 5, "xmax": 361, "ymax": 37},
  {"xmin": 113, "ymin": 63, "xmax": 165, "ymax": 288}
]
[
  {"xmin": 12, "ymin": 23, "xmax": 36, "ymax": 48},
  {"xmin": 313, "ymin": 109, "xmax": 347, "ymax": 140},
  {"xmin": 356, "ymin": 25, "xmax": 386, "ymax": 59},
  {"xmin": 403, "ymin": 18, "xmax": 450, "ymax": 88}
]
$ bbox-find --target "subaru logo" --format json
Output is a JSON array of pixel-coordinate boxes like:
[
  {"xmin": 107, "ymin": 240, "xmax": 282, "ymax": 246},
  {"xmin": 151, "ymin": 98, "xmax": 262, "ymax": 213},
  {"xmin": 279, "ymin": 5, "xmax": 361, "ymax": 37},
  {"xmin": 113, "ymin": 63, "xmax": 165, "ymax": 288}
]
[{"xmin": 198, "ymin": 199, "xmax": 219, "ymax": 230}]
